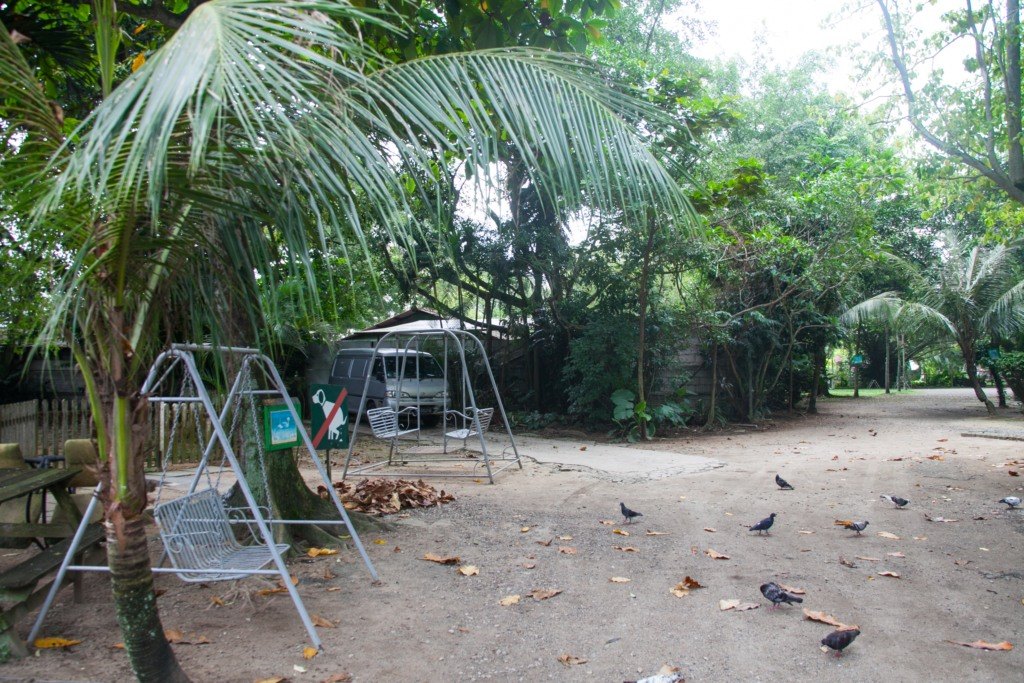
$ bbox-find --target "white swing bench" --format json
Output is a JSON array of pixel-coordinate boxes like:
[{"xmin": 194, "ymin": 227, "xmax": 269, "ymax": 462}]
[
  {"xmin": 153, "ymin": 488, "xmax": 288, "ymax": 582},
  {"xmin": 443, "ymin": 407, "xmax": 494, "ymax": 452}
]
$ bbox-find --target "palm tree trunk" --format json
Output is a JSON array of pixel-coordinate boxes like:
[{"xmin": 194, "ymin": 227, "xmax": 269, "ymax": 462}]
[
  {"xmin": 107, "ymin": 515, "xmax": 189, "ymax": 683},
  {"xmin": 964, "ymin": 358, "xmax": 996, "ymax": 413}
]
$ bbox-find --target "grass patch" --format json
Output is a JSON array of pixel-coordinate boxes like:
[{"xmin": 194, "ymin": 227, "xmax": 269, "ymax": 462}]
[{"xmin": 828, "ymin": 388, "xmax": 912, "ymax": 398}]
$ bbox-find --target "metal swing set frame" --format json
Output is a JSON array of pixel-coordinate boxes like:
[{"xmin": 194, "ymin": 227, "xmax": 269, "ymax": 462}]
[
  {"xmin": 341, "ymin": 329, "xmax": 521, "ymax": 483},
  {"xmin": 29, "ymin": 343, "xmax": 378, "ymax": 651}
]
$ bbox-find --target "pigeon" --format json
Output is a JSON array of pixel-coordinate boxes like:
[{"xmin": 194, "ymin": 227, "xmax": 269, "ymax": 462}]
[
  {"xmin": 841, "ymin": 520, "xmax": 869, "ymax": 535},
  {"xmin": 620, "ymin": 502, "xmax": 643, "ymax": 524},
  {"xmin": 880, "ymin": 495, "xmax": 909, "ymax": 509},
  {"xmin": 775, "ymin": 474, "xmax": 794, "ymax": 490},
  {"xmin": 821, "ymin": 628, "xmax": 860, "ymax": 657},
  {"xmin": 999, "ymin": 496, "xmax": 1021, "ymax": 509},
  {"xmin": 760, "ymin": 581, "xmax": 803, "ymax": 610},
  {"xmin": 749, "ymin": 513, "xmax": 777, "ymax": 535}
]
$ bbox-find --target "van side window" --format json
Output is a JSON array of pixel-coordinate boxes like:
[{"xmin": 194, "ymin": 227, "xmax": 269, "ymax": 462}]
[
  {"xmin": 331, "ymin": 358, "xmax": 350, "ymax": 379},
  {"xmin": 350, "ymin": 359, "xmax": 367, "ymax": 380},
  {"xmin": 372, "ymin": 358, "xmax": 386, "ymax": 381}
]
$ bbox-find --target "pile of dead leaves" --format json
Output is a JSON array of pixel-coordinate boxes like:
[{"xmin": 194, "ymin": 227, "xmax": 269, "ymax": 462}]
[{"xmin": 319, "ymin": 478, "xmax": 455, "ymax": 515}]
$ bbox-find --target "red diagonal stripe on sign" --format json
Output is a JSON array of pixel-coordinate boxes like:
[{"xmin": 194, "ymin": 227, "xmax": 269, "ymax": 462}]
[{"xmin": 312, "ymin": 388, "xmax": 347, "ymax": 449}]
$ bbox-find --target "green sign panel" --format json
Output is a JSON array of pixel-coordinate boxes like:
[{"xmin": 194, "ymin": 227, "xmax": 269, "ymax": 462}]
[
  {"xmin": 264, "ymin": 402, "xmax": 302, "ymax": 452},
  {"xmin": 850, "ymin": 354, "xmax": 864, "ymax": 366},
  {"xmin": 310, "ymin": 384, "xmax": 349, "ymax": 449}
]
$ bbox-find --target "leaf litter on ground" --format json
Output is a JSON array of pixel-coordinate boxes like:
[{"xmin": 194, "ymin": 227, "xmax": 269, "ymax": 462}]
[{"xmin": 321, "ymin": 478, "xmax": 454, "ymax": 515}]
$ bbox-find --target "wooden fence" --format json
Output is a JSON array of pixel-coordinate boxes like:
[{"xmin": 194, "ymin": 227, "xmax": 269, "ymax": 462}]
[{"xmin": 0, "ymin": 398, "xmax": 221, "ymax": 468}]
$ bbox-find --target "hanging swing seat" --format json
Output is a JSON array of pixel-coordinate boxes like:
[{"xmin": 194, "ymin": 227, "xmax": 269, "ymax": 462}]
[
  {"xmin": 367, "ymin": 406, "xmax": 420, "ymax": 441},
  {"xmin": 444, "ymin": 407, "xmax": 494, "ymax": 442},
  {"xmin": 153, "ymin": 488, "xmax": 288, "ymax": 582}
]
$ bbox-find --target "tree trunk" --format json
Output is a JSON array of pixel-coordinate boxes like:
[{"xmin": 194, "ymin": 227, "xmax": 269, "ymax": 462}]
[
  {"xmin": 635, "ymin": 214, "xmax": 656, "ymax": 441},
  {"xmin": 1006, "ymin": 0, "xmax": 1024, "ymax": 188},
  {"xmin": 992, "ymin": 367, "xmax": 1008, "ymax": 408},
  {"xmin": 703, "ymin": 342, "xmax": 719, "ymax": 430},
  {"xmin": 106, "ymin": 514, "xmax": 189, "ymax": 683},
  {"xmin": 964, "ymin": 358, "xmax": 996, "ymax": 413},
  {"xmin": 97, "ymin": 377, "xmax": 189, "ymax": 682},
  {"xmin": 808, "ymin": 348, "xmax": 821, "ymax": 414},
  {"xmin": 884, "ymin": 323, "xmax": 891, "ymax": 394}
]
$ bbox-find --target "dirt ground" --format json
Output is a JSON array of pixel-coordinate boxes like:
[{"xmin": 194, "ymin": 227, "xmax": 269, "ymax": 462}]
[{"xmin": 3, "ymin": 388, "xmax": 1023, "ymax": 683}]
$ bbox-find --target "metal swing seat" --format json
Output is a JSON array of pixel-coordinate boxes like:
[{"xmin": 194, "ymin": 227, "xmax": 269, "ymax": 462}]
[{"xmin": 153, "ymin": 488, "xmax": 288, "ymax": 582}]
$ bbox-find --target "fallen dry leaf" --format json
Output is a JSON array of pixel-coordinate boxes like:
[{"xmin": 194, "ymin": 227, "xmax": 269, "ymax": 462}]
[
  {"xmin": 422, "ymin": 553, "xmax": 460, "ymax": 565},
  {"xmin": 735, "ymin": 602, "xmax": 760, "ymax": 611},
  {"xmin": 839, "ymin": 556, "xmax": 857, "ymax": 568},
  {"xmin": 877, "ymin": 531, "xmax": 901, "ymax": 540},
  {"xmin": 499, "ymin": 595, "xmax": 521, "ymax": 607},
  {"xmin": 703, "ymin": 527, "xmax": 716, "ymax": 533},
  {"xmin": 946, "ymin": 640, "xmax": 1013, "ymax": 651},
  {"xmin": 671, "ymin": 576, "xmax": 704, "ymax": 597},
  {"xmin": 888, "ymin": 552, "xmax": 906, "ymax": 558},
  {"xmin": 325, "ymin": 478, "xmax": 454, "ymax": 515},
  {"xmin": 719, "ymin": 599, "xmax": 740, "ymax": 610},
  {"xmin": 254, "ymin": 678, "xmax": 287, "ymax": 683},
  {"xmin": 705, "ymin": 549, "xmax": 730, "ymax": 560},
  {"xmin": 645, "ymin": 530, "xmax": 669, "ymax": 536},
  {"xmin": 609, "ymin": 577, "xmax": 631, "ymax": 583},
  {"xmin": 612, "ymin": 545, "xmax": 639, "ymax": 553},
  {"xmin": 613, "ymin": 529, "xmax": 631, "ymax": 536},
  {"xmin": 34, "ymin": 637, "xmax": 82, "ymax": 649},
  {"xmin": 558, "ymin": 546, "xmax": 577, "ymax": 555},
  {"xmin": 914, "ymin": 536, "xmax": 928, "ymax": 541},
  {"xmin": 530, "ymin": 588, "xmax": 562, "ymax": 601},
  {"xmin": 599, "ymin": 519, "xmax": 615, "ymax": 526},
  {"xmin": 536, "ymin": 538, "xmax": 553, "ymax": 547},
  {"xmin": 457, "ymin": 565, "xmax": 479, "ymax": 576},
  {"xmin": 322, "ymin": 674, "xmax": 353, "ymax": 683},
  {"xmin": 557, "ymin": 654, "xmax": 588, "ymax": 666},
  {"xmin": 878, "ymin": 571, "xmax": 901, "ymax": 578},
  {"xmin": 778, "ymin": 583, "xmax": 805, "ymax": 595},
  {"xmin": 307, "ymin": 547, "xmax": 340, "ymax": 558},
  {"xmin": 1009, "ymin": 470, "xmax": 1019, "ymax": 477},
  {"xmin": 927, "ymin": 454, "xmax": 945, "ymax": 461},
  {"xmin": 521, "ymin": 562, "xmax": 536, "ymax": 569},
  {"xmin": 558, "ymin": 535, "xmax": 573, "ymax": 541},
  {"xmin": 311, "ymin": 614, "xmax": 336, "ymax": 629},
  {"xmin": 856, "ymin": 556, "xmax": 881, "ymax": 562},
  {"xmin": 520, "ymin": 526, "xmax": 532, "ymax": 532},
  {"xmin": 803, "ymin": 609, "xmax": 853, "ymax": 630},
  {"xmin": 164, "ymin": 629, "xmax": 210, "ymax": 645},
  {"xmin": 372, "ymin": 539, "xmax": 387, "ymax": 545},
  {"xmin": 925, "ymin": 514, "xmax": 959, "ymax": 523},
  {"xmin": 798, "ymin": 530, "xmax": 815, "ymax": 535},
  {"xmin": 303, "ymin": 646, "xmax": 319, "ymax": 660},
  {"xmin": 210, "ymin": 596, "xmax": 225, "ymax": 607}
]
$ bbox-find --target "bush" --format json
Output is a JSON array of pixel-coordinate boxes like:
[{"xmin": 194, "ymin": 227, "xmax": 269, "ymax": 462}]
[{"xmin": 993, "ymin": 352, "xmax": 1024, "ymax": 406}]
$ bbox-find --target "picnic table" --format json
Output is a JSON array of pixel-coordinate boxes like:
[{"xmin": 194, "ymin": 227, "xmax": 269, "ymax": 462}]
[{"xmin": 0, "ymin": 467, "xmax": 104, "ymax": 659}]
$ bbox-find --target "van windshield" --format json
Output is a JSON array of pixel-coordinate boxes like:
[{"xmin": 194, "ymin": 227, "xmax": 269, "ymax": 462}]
[{"xmin": 373, "ymin": 355, "xmax": 444, "ymax": 380}]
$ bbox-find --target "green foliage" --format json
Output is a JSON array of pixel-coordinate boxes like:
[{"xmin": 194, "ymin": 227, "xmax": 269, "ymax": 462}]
[
  {"xmin": 993, "ymin": 351, "xmax": 1024, "ymax": 403},
  {"xmin": 609, "ymin": 388, "xmax": 654, "ymax": 442}
]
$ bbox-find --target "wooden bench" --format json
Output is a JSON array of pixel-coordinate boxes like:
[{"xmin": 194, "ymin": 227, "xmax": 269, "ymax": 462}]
[{"xmin": 0, "ymin": 523, "xmax": 105, "ymax": 659}]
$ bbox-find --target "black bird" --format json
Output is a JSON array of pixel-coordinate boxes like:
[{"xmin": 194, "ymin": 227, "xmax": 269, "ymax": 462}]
[
  {"xmin": 760, "ymin": 581, "xmax": 803, "ymax": 610},
  {"xmin": 775, "ymin": 474, "xmax": 794, "ymax": 490},
  {"xmin": 880, "ymin": 495, "xmax": 909, "ymax": 509},
  {"xmin": 999, "ymin": 496, "xmax": 1021, "ymax": 509},
  {"xmin": 842, "ymin": 520, "xmax": 869, "ymax": 535},
  {"xmin": 749, "ymin": 513, "xmax": 777, "ymax": 535},
  {"xmin": 821, "ymin": 628, "xmax": 860, "ymax": 657},
  {"xmin": 620, "ymin": 502, "xmax": 643, "ymax": 524}
]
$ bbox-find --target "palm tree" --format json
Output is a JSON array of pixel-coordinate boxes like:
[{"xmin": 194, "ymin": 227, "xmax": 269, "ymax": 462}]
[
  {"xmin": 843, "ymin": 239, "xmax": 1024, "ymax": 413},
  {"xmin": 3, "ymin": 1, "xmax": 694, "ymax": 679}
]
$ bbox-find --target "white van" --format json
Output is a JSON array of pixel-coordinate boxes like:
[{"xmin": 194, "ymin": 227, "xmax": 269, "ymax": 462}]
[{"xmin": 328, "ymin": 348, "xmax": 448, "ymax": 421}]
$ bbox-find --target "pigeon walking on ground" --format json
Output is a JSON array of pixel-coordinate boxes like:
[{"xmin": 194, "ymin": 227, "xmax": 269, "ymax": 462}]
[
  {"xmin": 760, "ymin": 582, "xmax": 803, "ymax": 610},
  {"xmin": 749, "ymin": 513, "xmax": 777, "ymax": 535},
  {"xmin": 880, "ymin": 495, "xmax": 909, "ymax": 509},
  {"xmin": 999, "ymin": 496, "xmax": 1021, "ymax": 509},
  {"xmin": 775, "ymin": 474, "xmax": 794, "ymax": 490},
  {"xmin": 821, "ymin": 628, "xmax": 860, "ymax": 657},
  {"xmin": 620, "ymin": 502, "xmax": 643, "ymax": 524},
  {"xmin": 841, "ymin": 520, "xmax": 869, "ymax": 535}
]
